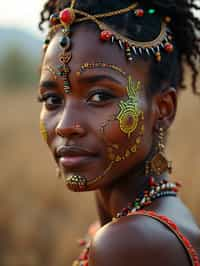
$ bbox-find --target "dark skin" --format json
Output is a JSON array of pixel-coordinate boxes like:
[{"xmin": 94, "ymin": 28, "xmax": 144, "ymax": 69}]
[{"xmin": 39, "ymin": 24, "xmax": 200, "ymax": 265}]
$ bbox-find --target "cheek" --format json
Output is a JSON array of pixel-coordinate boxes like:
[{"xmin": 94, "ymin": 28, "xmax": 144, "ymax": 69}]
[
  {"xmin": 99, "ymin": 78, "xmax": 147, "ymax": 164},
  {"xmin": 39, "ymin": 107, "xmax": 61, "ymax": 145},
  {"xmin": 40, "ymin": 108, "xmax": 48, "ymax": 142},
  {"xmin": 101, "ymin": 111, "xmax": 145, "ymax": 164},
  {"xmin": 40, "ymin": 119, "xmax": 48, "ymax": 142}
]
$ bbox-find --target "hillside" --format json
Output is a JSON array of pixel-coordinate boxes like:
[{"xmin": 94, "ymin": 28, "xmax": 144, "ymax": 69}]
[{"xmin": 0, "ymin": 27, "xmax": 43, "ymax": 60}]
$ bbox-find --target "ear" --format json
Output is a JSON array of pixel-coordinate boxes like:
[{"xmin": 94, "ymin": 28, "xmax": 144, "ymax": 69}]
[{"xmin": 152, "ymin": 87, "xmax": 177, "ymax": 131}]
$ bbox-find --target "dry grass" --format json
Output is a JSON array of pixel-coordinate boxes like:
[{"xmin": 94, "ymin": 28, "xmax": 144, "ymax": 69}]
[{"xmin": 0, "ymin": 85, "xmax": 200, "ymax": 266}]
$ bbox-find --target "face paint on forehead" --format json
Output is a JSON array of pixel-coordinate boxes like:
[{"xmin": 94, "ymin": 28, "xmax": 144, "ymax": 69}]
[
  {"xmin": 42, "ymin": 65, "xmax": 58, "ymax": 80},
  {"xmin": 77, "ymin": 62, "xmax": 127, "ymax": 78}
]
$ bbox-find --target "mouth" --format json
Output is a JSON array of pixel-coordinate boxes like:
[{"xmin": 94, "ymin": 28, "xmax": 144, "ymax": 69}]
[{"xmin": 55, "ymin": 145, "xmax": 98, "ymax": 168}]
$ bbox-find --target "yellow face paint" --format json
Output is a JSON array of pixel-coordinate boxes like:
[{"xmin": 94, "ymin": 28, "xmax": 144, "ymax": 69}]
[
  {"xmin": 117, "ymin": 75, "xmax": 142, "ymax": 138},
  {"xmin": 100, "ymin": 75, "xmax": 144, "ymax": 163},
  {"xmin": 40, "ymin": 119, "xmax": 48, "ymax": 142}
]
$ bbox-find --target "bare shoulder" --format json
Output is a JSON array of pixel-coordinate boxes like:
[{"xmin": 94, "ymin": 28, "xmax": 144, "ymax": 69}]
[{"xmin": 89, "ymin": 214, "xmax": 191, "ymax": 266}]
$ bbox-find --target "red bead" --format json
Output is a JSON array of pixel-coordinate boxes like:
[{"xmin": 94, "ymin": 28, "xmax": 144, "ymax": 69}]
[
  {"xmin": 172, "ymin": 187, "xmax": 178, "ymax": 192},
  {"xmin": 100, "ymin": 30, "xmax": 112, "ymax": 41},
  {"xmin": 79, "ymin": 252, "xmax": 88, "ymax": 260},
  {"xmin": 124, "ymin": 41, "xmax": 129, "ymax": 49},
  {"xmin": 135, "ymin": 9, "xmax": 144, "ymax": 17},
  {"xmin": 60, "ymin": 8, "xmax": 75, "ymax": 25},
  {"xmin": 78, "ymin": 239, "xmax": 86, "ymax": 246},
  {"xmin": 149, "ymin": 177, "xmax": 155, "ymax": 186},
  {"xmin": 164, "ymin": 43, "xmax": 174, "ymax": 53}
]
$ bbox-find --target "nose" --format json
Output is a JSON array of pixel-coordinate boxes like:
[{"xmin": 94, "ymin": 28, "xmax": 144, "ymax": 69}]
[{"xmin": 55, "ymin": 103, "xmax": 86, "ymax": 139}]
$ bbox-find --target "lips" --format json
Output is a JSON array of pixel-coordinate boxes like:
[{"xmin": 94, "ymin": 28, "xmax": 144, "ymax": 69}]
[{"xmin": 55, "ymin": 145, "xmax": 98, "ymax": 168}]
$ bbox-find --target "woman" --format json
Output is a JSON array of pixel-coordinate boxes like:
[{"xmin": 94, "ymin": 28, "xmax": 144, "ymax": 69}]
[{"xmin": 38, "ymin": 0, "xmax": 200, "ymax": 265}]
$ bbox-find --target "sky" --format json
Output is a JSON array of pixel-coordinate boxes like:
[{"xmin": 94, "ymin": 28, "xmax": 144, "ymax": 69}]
[{"xmin": 0, "ymin": 0, "xmax": 44, "ymax": 37}]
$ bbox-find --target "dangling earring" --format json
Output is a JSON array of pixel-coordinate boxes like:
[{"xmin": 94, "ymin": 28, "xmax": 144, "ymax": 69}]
[
  {"xmin": 145, "ymin": 127, "xmax": 172, "ymax": 176},
  {"xmin": 56, "ymin": 167, "xmax": 62, "ymax": 179}
]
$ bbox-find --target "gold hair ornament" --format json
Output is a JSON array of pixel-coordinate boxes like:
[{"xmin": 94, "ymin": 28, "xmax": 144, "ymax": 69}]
[{"xmin": 44, "ymin": 1, "xmax": 174, "ymax": 62}]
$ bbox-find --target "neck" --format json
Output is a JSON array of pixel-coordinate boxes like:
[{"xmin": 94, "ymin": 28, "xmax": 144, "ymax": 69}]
[{"xmin": 95, "ymin": 159, "xmax": 169, "ymax": 226}]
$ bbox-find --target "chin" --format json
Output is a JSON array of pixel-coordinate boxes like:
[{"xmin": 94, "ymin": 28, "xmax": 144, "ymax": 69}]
[
  {"xmin": 62, "ymin": 169, "xmax": 113, "ymax": 192},
  {"xmin": 60, "ymin": 161, "xmax": 112, "ymax": 191},
  {"xmin": 63, "ymin": 173, "xmax": 88, "ymax": 192}
]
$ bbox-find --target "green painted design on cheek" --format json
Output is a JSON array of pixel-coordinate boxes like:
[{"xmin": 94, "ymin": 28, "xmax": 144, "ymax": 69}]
[
  {"xmin": 117, "ymin": 75, "xmax": 141, "ymax": 138},
  {"xmin": 40, "ymin": 119, "xmax": 48, "ymax": 142}
]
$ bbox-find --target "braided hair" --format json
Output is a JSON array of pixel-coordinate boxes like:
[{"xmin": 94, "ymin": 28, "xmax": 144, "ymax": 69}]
[{"xmin": 39, "ymin": 0, "xmax": 200, "ymax": 94}]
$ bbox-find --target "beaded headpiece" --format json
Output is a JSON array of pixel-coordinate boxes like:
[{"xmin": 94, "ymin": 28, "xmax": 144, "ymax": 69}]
[{"xmin": 44, "ymin": 0, "xmax": 174, "ymax": 63}]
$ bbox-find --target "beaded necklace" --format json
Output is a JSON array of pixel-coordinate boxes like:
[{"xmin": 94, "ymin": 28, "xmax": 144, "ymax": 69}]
[{"xmin": 72, "ymin": 177, "xmax": 181, "ymax": 266}]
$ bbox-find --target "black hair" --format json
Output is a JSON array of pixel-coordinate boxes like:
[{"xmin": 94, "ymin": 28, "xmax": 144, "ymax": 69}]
[{"xmin": 39, "ymin": 0, "xmax": 200, "ymax": 94}]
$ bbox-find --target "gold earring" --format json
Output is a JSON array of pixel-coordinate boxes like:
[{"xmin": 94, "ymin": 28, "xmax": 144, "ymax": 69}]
[{"xmin": 145, "ymin": 127, "xmax": 172, "ymax": 176}]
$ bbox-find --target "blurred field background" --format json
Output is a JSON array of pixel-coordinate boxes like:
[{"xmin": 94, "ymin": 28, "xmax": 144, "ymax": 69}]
[{"xmin": 0, "ymin": 25, "xmax": 200, "ymax": 266}]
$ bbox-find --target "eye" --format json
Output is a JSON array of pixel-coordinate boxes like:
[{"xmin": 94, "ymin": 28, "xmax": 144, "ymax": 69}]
[
  {"xmin": 37, "ymin": 93, "xmax": 64, "ymax": 110},
  {"xmin": 87, "ymin": 89, "xmax": 116, "ymax": 104}
]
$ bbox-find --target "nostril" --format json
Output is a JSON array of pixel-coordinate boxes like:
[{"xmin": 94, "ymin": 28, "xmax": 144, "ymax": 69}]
[{"xmin": 55, "ymin": 127, "xmax": 65, "ymax": 138}]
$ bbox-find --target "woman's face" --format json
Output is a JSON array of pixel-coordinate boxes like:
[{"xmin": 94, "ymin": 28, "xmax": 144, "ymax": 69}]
[{"xmin": 39, "ymin": 24, "xmax": 156, "ymax": 191}]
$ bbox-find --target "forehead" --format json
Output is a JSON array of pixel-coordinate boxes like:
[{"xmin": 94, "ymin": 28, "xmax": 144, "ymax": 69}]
[{"xmin": 42, "ymin": 23, "xmax": 151, "ymax": 82}]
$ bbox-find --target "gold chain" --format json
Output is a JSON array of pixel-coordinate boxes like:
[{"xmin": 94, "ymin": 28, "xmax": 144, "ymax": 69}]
[
  {"xmin": 70, "ymin": 0, "xmax": 76, "ymax": 9},
  {"xmin": 74, "ymin": 9, "xmax": 167, "ymax": 48},
  {"xmin": 75, "ymin": 2, "xmax": 138, "ymax": 23}
]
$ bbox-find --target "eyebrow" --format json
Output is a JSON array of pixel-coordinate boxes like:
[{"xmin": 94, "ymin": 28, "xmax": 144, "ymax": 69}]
[
  {"xmin": 39, "ymin": 80, "xmax": 59, "ymax": 90},
  {"xmin": 78, "ymin": 74, "xmax": 123, "ymax": 85}
]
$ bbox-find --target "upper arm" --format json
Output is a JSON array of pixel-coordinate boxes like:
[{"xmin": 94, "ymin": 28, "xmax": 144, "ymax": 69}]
[{"xmin": 88, "ymin": 215, "xmax": 191, "ymax": 266}]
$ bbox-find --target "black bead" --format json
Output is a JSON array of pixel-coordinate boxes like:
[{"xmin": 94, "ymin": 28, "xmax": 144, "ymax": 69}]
[
  {"xmin": 44, "ymin": 39, "xmax": 50, "ymax": 45},
  {"xmin": 60, "ymin": 36, "xmax": 71, "ymax": 48}
]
